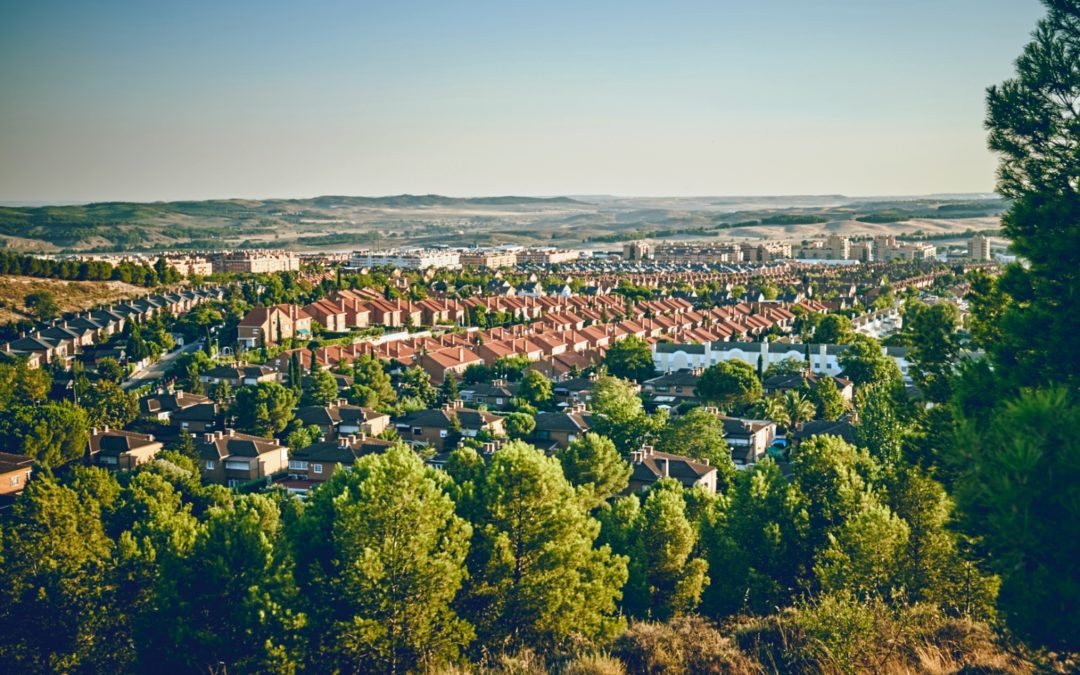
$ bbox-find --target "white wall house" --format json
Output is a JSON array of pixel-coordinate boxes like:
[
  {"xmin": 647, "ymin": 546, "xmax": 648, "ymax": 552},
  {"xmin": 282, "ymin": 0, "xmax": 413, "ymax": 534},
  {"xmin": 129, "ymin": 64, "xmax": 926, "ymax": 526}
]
[{"xmin": 652, "ymin": 340, "xmax": 913, "ymax": 381}]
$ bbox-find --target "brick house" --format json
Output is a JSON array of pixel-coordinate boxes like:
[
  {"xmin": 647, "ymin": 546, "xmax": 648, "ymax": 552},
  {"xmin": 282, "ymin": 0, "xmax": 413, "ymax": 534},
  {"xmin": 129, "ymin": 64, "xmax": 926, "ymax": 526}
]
[
  {"xmin": 88, "ymin": 428, "xmax": 165, "ymax": 471},
  {"xmin": 196, "ymin": 429, "xmax": 289, "ymax": 487}
]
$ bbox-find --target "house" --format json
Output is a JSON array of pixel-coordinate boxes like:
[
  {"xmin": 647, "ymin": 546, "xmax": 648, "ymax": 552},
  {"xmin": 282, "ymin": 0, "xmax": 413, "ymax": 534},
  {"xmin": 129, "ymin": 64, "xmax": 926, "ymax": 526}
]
[
  {"xmin": 763, "ymin": 371, "xmax": 854, "ymax": 402},
  {"xmin": 714, "ymin": 413, "xmax": 777, "ymax": 466},
  {"xmin": 641, "ymin": 369, "xmax": 701, "ymax": 406},
  {"xmin": 171, "ymin": 402, "xmax": 221, "ymax": 433},
  {"xmin": 237, "ymin": 304, "xmax": 313, "ymax": 348},
  {"xmin": 790, "ymin": 416, "xmax": 858, "ymax": 447},
  {"xmin": 459, "ymin": 380, "xmax": 518, "ymax": 410},
  {"xmin": 417, "ymin": 346, "xmax": 484, "ymax": 384},
  {"xmin": 196, "ymin": 429, "xmax": 289, "ymax": 487},
  {"xmin": 283, "ymin": 433, "xmax": 397, "ymax": 493},
  {"xmin": 303, "ymin": 299, "xmax": 349, "ymax": 332},
  {"xmin": 532, "ymin": 405, "xmax": 591, "ymax": 450},
  {"xmin": 393, "ymin": 400, "xmax": 505, "ymax": 452},
  {"xmin": 88, "ymin": 428, "xmax": 165, "ymax": 470},
  {"xmin": 627, "ymin": 446, "xmax": 717, "ymax": 494},
  {"xmin": 295, "ymin": 401, "xmax": 391, "ymax": 439},
  {"xmin": 201, "ymin": 363, "xmax": 279, "ymax": 388},
  {"xmin": 140, "ymin": 389, "xmax": 212, "ymax": 421},
  {"xmin": 0, "ymin": 452, "xmax": 33, "ymax": 498}
]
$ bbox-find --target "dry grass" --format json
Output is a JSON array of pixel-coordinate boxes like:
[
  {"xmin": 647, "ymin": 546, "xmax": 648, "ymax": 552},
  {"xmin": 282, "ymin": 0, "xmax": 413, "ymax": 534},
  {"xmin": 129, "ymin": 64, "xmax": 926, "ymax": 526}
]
[{"xmin": 0, "ymin": 275, "xmax": 146, "ymax": 324}]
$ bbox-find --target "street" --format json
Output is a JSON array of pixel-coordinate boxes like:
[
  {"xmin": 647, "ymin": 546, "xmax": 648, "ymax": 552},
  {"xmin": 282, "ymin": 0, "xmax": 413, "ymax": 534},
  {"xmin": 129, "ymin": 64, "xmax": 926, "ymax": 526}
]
[{"xmin": 122, "ymin": 339, "xmax": 205, "ymax": 391}]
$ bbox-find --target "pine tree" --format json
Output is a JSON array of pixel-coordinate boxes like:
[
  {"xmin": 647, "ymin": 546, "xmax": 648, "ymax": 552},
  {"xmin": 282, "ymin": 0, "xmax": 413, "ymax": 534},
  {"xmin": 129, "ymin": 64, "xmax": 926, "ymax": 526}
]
[
  {"xmin": 291, "ymin": 445, "xmax": 473, "ymax": 672},
  {"xmin": 558, "ymin": 432, "xmax": 632, "ymax": 509},
  {"xmin": 461, "ymin": 441, "xmax": 628, "ymax": 650}
]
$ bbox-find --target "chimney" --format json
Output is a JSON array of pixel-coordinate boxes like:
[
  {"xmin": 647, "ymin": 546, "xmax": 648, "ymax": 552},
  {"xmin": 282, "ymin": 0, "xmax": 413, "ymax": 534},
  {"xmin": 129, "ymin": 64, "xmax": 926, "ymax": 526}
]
[
  {"xmin": 630, "ymin": 450, "xmax": 642, "ymax": 463},
  {"xmin": 90, "ymin": 427, "xmax": 98, "ymax": 437},
  {"xmin": 204, "ymin": 433, "xmax": 215, "ymax": 443},
  {"xmin": 147, "ymin": 434, "xmax": 155, "ymax": 442}
]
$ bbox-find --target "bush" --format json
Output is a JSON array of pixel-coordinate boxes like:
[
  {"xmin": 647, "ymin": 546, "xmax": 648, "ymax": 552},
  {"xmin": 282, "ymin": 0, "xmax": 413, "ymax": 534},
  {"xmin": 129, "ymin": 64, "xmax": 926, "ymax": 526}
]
[
  {"xmin": 613, "ymin": 616, "xmax": 761, "ymax": 674},
  {"xmin": 734, "ymin": 594, "xmax": 1035, "ymax": 675},
  {"xmin": 559, "ymin": 653, "xmax": 625, "ymax": 675}
]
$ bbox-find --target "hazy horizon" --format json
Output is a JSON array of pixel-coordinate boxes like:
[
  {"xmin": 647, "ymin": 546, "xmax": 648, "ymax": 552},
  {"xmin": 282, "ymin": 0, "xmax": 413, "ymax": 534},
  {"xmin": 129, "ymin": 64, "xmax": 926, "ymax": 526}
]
[{"xmin": 1, "ymin": 1, "xmax": 1044, "ymax": 203}]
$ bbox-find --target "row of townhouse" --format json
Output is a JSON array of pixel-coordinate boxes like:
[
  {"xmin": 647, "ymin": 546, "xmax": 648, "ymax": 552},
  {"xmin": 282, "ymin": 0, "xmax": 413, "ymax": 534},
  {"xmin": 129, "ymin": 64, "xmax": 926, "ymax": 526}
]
[
  {"xmin": 237, "ymin": 289, "xmax": 705, "ymax": 349},
  {"xmin": 0, "ymin": 286, "xmax": 225, "ymax": 368},
  {"xmin": 261, "ymin": 296, "xmax": 819, "ymax": 385}
]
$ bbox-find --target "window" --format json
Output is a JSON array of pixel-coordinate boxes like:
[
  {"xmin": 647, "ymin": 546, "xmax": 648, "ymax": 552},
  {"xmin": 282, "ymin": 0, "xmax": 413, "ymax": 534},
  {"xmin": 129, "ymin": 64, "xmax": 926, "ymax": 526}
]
[
  {"xmin": 289, "ymin": 460, "xmax": 309, "ymax": 471},
  {"xmin": 227, "ymin": 479, "xmax": 239, "ymax": 488},
  {"xmin": 412, "ymin": 427, "xmax": 423, "ymax": 436},
  {"xmin": 10, "ymin": 475, "xmax": 19, "ymax": 486},
  {"xmin": 313, "ymin": 464, "xmax": 323, "ymax": 474},
  {"xmin": 439, "ymin": 429, "xmax": 448, "ymax": 438},
  {"xmin": 205, "ymin": 460, "xmax": 215, "ymax": 470}
]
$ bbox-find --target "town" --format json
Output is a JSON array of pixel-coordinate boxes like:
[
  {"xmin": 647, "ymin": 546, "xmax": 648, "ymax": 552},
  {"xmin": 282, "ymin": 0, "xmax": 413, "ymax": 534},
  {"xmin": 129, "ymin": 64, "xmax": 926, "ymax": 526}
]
[
  {"xmin": 1, "ymin": 0, "xmax": 1076, "ymax": 671},
  {"xmin": 0, "ymin": 233, "xmax": 995, "ymax": 499}
]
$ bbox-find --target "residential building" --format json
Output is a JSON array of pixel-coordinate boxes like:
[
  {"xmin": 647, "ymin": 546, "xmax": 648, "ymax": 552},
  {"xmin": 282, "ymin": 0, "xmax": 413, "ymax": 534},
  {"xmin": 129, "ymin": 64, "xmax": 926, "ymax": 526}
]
[
  {"xmin": 295, "ymin": 402, "xmax": 390, "ymax": 439},
  {"xmin": 627, "ymin": 446, "xmax": 717, "ymax": 494},
  {"xmin": 968, "ymin": 235, "xmax": 992, "ymax": 261},
  {"xmin": 347, "ymin": 248, "xmax": 461, "ymax": 270},
  {"xmin": 532, "ymin": 406, "xmax": 591, "ymax": 450},
  {"xmin": 393, "ymin": 400, "xmax": 505, "ymax": 453},
  {"xmin": 0, "ymin": 452, "xmax": 33, "ymax": 498},
  {"xmin": 88, "ymin": 429, "xmax": 165, "ymax": 470},
  {"xmin": 237, "ymin": 305, "xmax": 313, "ymax": 348},
  {"xmin": 196, "ymin": 429, "xmax": 289, "ymax": 487},
  {"xmin": 284, "ymin": 433, "xmax": 397, "ymax": 493}
]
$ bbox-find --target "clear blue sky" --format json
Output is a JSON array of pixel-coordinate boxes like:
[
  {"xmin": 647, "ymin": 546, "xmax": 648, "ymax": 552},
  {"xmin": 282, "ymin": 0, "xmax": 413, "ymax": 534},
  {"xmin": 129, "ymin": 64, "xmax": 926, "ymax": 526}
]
[{"xmin": 0, "ymin": 0, "xmax": 1045, "ymax": 203}]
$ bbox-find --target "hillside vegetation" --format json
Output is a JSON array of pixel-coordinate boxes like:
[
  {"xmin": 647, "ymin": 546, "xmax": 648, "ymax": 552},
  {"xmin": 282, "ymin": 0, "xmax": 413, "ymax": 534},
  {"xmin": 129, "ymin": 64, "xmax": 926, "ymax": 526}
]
[{"xmin": 0, "ymin": 275, "xmax": 145, "ymax": 325}]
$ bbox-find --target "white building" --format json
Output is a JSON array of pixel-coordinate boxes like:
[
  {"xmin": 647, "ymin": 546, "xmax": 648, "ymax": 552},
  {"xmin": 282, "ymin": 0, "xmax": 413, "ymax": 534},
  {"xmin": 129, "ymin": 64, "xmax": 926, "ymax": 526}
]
[
  {"xmin": 652, "ymin": 340, "xmax": 913, "ymax": 381},
  {"xmin": 347, "ymin": 249, "xmax": 461, "ymax": 270}
]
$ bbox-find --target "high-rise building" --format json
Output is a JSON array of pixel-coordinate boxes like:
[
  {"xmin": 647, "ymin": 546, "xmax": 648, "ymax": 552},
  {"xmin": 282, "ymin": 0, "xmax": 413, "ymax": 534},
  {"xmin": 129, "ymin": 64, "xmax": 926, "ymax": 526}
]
[
  {"xmin": 622, "ymin": 241, "xmax": 652, "ymax": 261},
  {"xmin": 968, "ymin": 235, "xmax": 992, "ymax": 261}
]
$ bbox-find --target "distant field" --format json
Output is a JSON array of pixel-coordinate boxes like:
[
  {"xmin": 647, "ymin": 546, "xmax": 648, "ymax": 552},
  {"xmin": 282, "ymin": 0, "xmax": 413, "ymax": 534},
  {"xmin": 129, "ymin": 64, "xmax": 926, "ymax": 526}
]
[
  {"xmin": 0, "ymin": 276, "xmax": 145, "ymax": 325},
  {"xmin": 0, "ymin": 194, "xmax": 1006, "ymax": 253}
]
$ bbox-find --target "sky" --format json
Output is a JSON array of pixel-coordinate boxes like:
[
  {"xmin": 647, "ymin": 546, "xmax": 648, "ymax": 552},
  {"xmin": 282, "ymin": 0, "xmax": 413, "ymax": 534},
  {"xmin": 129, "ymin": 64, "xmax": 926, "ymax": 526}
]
[{"xmin": 0, "ymin": 0, "xmax": 1046, "ymax": 203}]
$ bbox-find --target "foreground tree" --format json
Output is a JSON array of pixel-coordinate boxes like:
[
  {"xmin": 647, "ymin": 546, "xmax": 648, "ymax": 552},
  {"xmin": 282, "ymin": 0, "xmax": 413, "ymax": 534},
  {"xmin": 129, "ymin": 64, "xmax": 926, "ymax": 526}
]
[
  {"xmin": 985, "ymin": 0, "xmax": 1080, "ymax": 390},
  {"xmin": 952, "ymin": 388, "xmax": 1079, "ymax": 649},
  {"xmin": 301, "ymin": 369, "xmax": 339, "ymax": 407},
  {"xmin": 292, "ymin": 445, "xmax": 473, "ymax": 672},
  {"xmin": 558, "ymin": 432, "xmax": 632, "ymax": 509},
  {"xmin": 655, "ymin": 408, "xmax": 736, "ymax": 489},
  {"xmin": 600, "ymin": 482, "xmax": 709, "ymax": 620},
  {"xmin": 462, "ymin": 441, "xmax": 628, "ymax": 651}
]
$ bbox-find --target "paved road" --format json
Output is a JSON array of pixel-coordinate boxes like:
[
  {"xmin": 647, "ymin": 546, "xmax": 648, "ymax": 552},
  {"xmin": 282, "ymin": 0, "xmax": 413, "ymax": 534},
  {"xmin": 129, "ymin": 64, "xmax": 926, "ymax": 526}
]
[{"xmin": 122, "ymin": 340, "xmax": 204, "ymax": 391}]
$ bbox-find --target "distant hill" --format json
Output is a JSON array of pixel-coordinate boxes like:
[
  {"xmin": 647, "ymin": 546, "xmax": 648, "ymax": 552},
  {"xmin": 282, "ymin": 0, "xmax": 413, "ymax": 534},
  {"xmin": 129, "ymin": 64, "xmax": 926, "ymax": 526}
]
[{"xmin": 0, "ymin": 194, "xmax": 1005, "ymax": 253}]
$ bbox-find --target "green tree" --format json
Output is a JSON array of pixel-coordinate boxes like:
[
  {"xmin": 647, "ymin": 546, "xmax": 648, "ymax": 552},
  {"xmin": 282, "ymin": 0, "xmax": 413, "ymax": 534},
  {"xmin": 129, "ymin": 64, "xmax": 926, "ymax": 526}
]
[
  {"xmin": 963, "ymin": 269, "xmax": 1006, "ymax": 351},
  {"xmin": 814, "ymin": 500, "xmax": 909, "ymax": 598},
  {"xmin": 351, "ymin": 354, "xmax": 396, "ymax": 408},
  {"xmin": 231, "ymin": 382, "xmax": 298, "ymax": 436},
  {"xmin": 461, "ymin": 441, "xmax": 628, "ymax": 650},
  {"xmin": 600, "ymin": 483, "xmax": 709, "ymax": 620},
  {"xmin": 301, "ymin": 369, "xmax": 339, "ymax": 407},
  {"xmin": 951, "ymin": 388, "xmax": 1079, "ymax": 648},
  {"xmin": 156, "ymin": 495, "xmax": 303, "ymax": 673},
  {"xmin": 558, "ymin": 432, "xmax": 632, "ymax": 509},
  {"xmin": 439, "ymin": 372, "xmax": 460, "ymax": 404},
  {"xmin": 655, "ymin": 408, "xmax": 736, "ymax": 489},
  {"xmin": 0, "ymin": 360, "xmax": 52, "ymax": 407},
  {"xmin": 0, "ymin": 401, "xmax": 90, "ymax": 469},
  {"xmin": 855, "ymin": 382, "xmax": 906, "ymax": 469},
  {"xmin": 694, "ymin": 361, "xmax": 762, "ymax": 411},
  {"xmin": 814, "ymin": 314, "xmax": 855, "ymax": 344},
  {"xmin": 24, "ymin": 290, "xmax": 60, "ymax": 321},
  {"xmin": 603, "ymin": 336, "xmax": 656, "ymax": 382},
  {"xmin": 0, "ymin": 476, "xmax": 113, "ymax": 672},
  {"xmin": 82, "ymin": 380, "xmax": 139, "ymax": 429},
  {"xmin": 589, "ymin": 376, "xmax": 661, "ymax": 453},
  {"xmin": 399, "ymin": 367, "xmax": 437, "ymax": 407},
  {"xmin": 517, "ymin": 370, "xmax": 553, "ymax": 410},
  {"xmin": 504, "ymin": 412, "xmax": 536, "ymax": 440},
  {"xmin": 837, "ymin": 335, "xmax": 902, "ymax": 387},
  {"xmin": 901, "ymin": 299, "xmax": 960, "ymax": 403},
  {"xmin": 809, "ymin": 376, "xmax": 846, "ymax": 421},
  {"xmin": 985, "ymin": 0, "xmax": 1080, "ymax": 389},
  {"xmin": 700, "ymin": 459, "xmax": 810, "ymax": 615},
  {"xmin": 291, "ymin": 445, "xmax": 473, "ymax": 672},
  {"xmin": 95, "ymin": 357, "xmax": 125, "ymax": 384}
]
